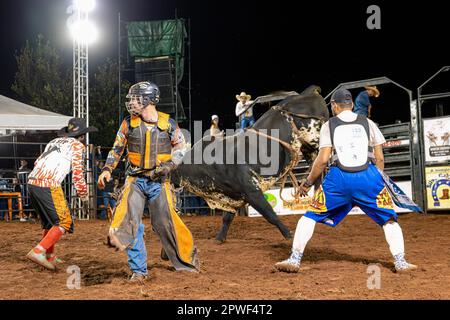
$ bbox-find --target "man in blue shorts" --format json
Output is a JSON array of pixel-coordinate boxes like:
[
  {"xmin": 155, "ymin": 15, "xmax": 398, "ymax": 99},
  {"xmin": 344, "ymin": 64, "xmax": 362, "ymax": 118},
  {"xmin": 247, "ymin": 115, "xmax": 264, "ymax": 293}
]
[{"xmin": 275, "ymin": 88, "xmax": 417, "ymax": 273}]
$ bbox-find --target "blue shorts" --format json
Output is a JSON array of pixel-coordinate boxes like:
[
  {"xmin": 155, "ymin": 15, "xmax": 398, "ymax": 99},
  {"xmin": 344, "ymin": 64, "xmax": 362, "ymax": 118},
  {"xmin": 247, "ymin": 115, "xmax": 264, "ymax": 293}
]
[{"xmin": 305, "ymin": 164, "xmax": 397, "ymax": 227}]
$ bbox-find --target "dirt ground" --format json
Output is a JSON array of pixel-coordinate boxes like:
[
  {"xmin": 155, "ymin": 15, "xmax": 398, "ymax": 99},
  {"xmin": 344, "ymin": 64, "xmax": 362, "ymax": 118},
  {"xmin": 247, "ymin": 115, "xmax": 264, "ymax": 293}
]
[{"xmin": 1, "ymin": 212, "xmax": 450, "ymax": 300}]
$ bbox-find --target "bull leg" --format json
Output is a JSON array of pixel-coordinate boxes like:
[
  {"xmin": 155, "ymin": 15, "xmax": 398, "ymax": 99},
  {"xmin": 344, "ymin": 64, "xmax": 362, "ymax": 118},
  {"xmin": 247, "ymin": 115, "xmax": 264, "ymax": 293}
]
[
  {"xmin": 215, "ymin": 211, "xmax": 235, "ymax": 243},
  {"xmin": 244, "ymin": 190, "xmax": 292, "ymax": 239}
]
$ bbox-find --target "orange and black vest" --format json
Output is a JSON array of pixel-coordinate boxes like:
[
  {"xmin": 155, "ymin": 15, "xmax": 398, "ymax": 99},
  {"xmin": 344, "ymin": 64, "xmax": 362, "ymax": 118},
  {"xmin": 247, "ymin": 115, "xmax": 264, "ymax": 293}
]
[{"xmin": 127, "ymin": 112, "xmax": 173, "ymax": 172}]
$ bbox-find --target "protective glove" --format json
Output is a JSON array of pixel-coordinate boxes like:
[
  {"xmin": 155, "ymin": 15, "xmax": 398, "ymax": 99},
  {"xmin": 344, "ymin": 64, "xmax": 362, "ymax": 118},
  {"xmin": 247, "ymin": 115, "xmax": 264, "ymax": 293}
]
[{"xmin": 150, "ymin": 161, "xmax": 176, "ymax": 179}]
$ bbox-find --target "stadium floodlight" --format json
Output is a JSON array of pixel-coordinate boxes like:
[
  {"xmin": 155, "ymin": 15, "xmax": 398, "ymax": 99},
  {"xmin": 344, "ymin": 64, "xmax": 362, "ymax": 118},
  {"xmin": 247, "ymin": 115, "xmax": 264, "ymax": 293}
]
[
  {"xmin": 74, "ymin": 0, "xmax": 96, "ymax": 13},
  {"xmin": 69, "ymin": 20, "xmax": 98, "ymax": 44},
  {"xmin": 66, "ymin": 0, "xmax": 97, "ymax": 219}
]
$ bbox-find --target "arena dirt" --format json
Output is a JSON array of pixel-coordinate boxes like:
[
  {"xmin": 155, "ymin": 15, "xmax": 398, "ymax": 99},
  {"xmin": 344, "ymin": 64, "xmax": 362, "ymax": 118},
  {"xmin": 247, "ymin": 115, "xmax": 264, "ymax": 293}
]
[{"xmin": 1, "ymin": 213, "xmax": 449, "ymax": 300}]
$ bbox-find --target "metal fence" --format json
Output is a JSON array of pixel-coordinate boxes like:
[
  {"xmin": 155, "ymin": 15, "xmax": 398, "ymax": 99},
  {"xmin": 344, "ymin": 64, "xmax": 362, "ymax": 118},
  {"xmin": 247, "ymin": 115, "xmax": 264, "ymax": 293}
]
[
  {"xmin": 0, "ymin": 140, "xmax": 98, "ymax": 221},
  {"xmin": 0, "ymin": 121, "xmax": 422, "ymax": 221},
  {"xmin": 379, "ymin": 122, "xmax": 413, "ymax": 180}
]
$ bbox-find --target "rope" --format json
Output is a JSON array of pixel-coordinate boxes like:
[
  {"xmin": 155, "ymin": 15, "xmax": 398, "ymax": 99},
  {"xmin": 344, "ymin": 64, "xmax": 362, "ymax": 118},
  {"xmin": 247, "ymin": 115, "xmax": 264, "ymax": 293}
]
[{"xmin": 248, "ymin": 106, "xmax": 326, "ymax": 204}]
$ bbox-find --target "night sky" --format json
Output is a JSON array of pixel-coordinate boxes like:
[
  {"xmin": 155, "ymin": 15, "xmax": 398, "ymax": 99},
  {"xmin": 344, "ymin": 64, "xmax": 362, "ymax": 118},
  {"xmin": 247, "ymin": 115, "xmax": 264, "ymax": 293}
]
[{"xmin": 0, "ymin": 0, "xmax": 449, "ymax": 131}]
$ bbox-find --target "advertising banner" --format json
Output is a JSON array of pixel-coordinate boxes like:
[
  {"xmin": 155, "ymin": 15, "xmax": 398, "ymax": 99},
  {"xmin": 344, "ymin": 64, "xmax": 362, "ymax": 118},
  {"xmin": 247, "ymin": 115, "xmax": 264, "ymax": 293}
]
[
  {"xmin": 423, "ymin": 116, "xmax": 450, "ymax": 163},
  {"xmin": 425, "ymin": 166, "xmax": 450, "ymax": 210},
  {"xmin": 248, "ymin": 181, "xmax": 413, "ymax": 217}
]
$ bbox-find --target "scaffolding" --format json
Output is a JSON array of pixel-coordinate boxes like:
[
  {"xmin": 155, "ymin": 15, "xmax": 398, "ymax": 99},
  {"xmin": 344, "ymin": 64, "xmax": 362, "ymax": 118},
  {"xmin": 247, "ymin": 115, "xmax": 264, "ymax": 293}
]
[
  {"xmin": 118, "ymin": 16, "xmax": 191, "ymax": 130},
  {"xmin": 71, "ymin": 7, "xmax": 93, "ymax": 220}
]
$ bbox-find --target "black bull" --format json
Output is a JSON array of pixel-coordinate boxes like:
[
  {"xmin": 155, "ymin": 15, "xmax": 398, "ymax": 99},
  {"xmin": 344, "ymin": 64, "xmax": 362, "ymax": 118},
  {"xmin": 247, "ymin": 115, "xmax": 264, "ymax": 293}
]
[{"xmin": 171, "ymin": 85, "xmax": 329, "ymax": 242}]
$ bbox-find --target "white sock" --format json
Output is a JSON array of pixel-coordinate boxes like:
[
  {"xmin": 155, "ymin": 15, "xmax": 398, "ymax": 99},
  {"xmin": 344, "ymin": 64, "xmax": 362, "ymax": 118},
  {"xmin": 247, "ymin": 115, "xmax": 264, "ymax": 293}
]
[
  {"xmin": 383, "ymin": 222, "xmax": 405, "ymax": 257},
  {"xmin": 292, "ymin": 216, "xmax": 316, "ymax": 254}
]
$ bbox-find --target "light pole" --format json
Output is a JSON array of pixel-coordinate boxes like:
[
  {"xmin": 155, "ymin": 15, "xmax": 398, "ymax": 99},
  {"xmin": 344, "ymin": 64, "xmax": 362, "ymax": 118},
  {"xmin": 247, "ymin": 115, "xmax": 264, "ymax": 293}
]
[
  {"xmin": 67, "ymin": 0, "xmax": 97, "ymax": 219},
  {"xmin": 67, "ymin": 0, "xmax": 97, "ymax": 144}
]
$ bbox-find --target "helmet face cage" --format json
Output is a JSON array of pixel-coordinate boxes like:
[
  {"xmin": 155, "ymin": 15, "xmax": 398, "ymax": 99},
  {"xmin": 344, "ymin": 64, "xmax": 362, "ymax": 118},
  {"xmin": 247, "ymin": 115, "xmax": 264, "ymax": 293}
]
[
  {"xmin": 125, "ymin": 94, "xmax": 146, "ymax": 116},
  {"xmin": 125, "ymin": 82, "xmax": 161, "ymax": 116}
]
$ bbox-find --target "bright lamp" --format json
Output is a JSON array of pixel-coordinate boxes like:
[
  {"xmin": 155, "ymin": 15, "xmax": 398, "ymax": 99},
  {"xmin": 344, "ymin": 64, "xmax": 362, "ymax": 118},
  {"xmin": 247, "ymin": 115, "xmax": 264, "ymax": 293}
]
[
  {"xmin": 74, "ymin": 0, "xmax": 96, "ymax": 13},
  {"xmin": 69, "ymin": 20, "xmax": 98, "ymax": 44}
]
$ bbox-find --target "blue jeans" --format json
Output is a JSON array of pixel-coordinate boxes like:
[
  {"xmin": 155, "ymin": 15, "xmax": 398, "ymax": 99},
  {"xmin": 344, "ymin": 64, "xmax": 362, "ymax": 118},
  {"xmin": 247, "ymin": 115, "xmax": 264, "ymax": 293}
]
[
  {"xmin": 126, "ymin": 178, "xmax": 162, "ymax": 275},
  {"xmin": 240, "ymin": 116, "xmax": 255, "ymax": 129},
  {"xmin": 127, "ymin": 223, "xmax": 148, "ymax": 275},
  {"xmin": 99, "ymin": 192, "xmax": 117, "ymax": 220},
  {"xmin": 0, "ymin": 199, "xmax": 8, "ymax": 220}
]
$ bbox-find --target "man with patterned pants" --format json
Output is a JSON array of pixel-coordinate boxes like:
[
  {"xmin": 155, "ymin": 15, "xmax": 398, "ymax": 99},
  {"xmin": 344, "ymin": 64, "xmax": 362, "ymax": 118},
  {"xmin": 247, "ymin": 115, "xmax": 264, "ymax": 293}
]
[
  {"xmin": 275, "ymin": 88, "xmax": 418, "ymax": 273},
  {"xmin": 98, "ymin": 81, "xmax": 199, "ymax": 282},
  {"xmin": 26, "ymin": 118, "xmax": 98, "ymax": 270}
]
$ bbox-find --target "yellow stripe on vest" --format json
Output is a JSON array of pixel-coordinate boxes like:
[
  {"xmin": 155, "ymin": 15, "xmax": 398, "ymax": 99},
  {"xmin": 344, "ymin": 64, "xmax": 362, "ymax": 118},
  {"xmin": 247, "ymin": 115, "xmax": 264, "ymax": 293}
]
[
  {"xmin": 111, "ymin": 177, "xmax": 136, "ymax": 229},
  {"xmin": 144, "ymin": 129, "xmax": 151, "ymax": 168},
  {"xmin": 163, "ymin": 181, "xmax": 194, "ymax": 264},
  {"xmin": 50, "ymin": 187, "xmax": 72, "ymax": 232}
]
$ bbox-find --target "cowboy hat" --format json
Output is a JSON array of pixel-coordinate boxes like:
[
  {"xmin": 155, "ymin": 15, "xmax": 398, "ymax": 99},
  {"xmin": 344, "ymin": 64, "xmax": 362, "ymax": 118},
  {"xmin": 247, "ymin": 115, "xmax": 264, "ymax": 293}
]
[
  {"xmin": 58, "ymin": 118, "xmax": 98, "ymax": 137},
  {"xmin": 236, "ymin": 92, "xmax": 251, "ymax": 101},
  {"xmin": 365, "ymin": 86, "xmax": 380, "ymax": 97}
]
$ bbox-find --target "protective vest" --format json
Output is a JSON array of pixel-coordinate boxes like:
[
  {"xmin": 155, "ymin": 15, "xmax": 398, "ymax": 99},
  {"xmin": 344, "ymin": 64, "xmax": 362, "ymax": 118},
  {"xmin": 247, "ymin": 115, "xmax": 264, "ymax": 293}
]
[
  {"xmin": 127, "ymin": 112, "xmax": 173, "ymax": 171},
  {"xmin": 329, "ymin": 114, "xmax": 374, "ymax": 172}
]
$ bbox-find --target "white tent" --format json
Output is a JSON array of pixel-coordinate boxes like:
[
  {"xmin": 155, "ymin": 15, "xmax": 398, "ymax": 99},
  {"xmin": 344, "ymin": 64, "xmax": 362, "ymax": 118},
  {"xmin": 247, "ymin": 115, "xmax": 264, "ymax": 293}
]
[{"xmin": 0, "ymin": 95, "xmax": 72, "ymax": 131}]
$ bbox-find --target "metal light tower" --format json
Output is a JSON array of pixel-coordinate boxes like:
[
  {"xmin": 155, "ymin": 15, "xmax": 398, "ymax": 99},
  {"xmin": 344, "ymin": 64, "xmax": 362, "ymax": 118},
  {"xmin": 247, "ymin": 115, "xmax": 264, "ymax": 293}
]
[
  {"xmin": 68, "ymin": 0, "xmax": 97, "ymax": 140},
  {"xmin": 67, "ymin": 0, "xmax": 97, "ymax": 219}
]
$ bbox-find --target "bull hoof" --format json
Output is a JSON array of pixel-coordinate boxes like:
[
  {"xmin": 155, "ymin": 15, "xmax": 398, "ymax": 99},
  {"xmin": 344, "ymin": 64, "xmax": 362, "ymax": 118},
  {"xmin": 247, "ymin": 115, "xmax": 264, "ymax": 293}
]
[
  {"xmin": 282, "ymin": 230, "xmax": 293, "ymax": 240},
  {"xmin": 215, "ymin": 237, "xmax": 226, "ymax": 244}
]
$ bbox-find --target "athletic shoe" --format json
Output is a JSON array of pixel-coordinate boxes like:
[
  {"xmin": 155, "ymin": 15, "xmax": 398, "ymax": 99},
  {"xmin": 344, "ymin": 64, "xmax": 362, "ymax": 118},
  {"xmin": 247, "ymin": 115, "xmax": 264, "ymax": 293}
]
[
  {"xmin": 394, "ymin": 253, "xmax": 418, "ymax": 273},
  {"xmin": 275, "ymin": 250, "xmax": 303, "ymax": 273},
  {"xmin": 26, "ymin": 248, "xmax": 55, "ymax": 270},
  {"xmin": 129, "ymin": 273, "xmax": 148, "ymax": 284}
]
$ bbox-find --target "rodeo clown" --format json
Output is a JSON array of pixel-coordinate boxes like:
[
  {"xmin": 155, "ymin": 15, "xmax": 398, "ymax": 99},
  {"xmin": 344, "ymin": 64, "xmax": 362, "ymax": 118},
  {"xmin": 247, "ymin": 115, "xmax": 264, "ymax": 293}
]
[
  {"xmin": 275, "ymin": 88, "xmax": 418, "ymax": 273},
  {"xmin": 98, "ymin": 81, "xmax": 199, "ymax": 282},
  {"xmin": 26, "ymin": 118, "xmax": 98, "ymax": 270}
]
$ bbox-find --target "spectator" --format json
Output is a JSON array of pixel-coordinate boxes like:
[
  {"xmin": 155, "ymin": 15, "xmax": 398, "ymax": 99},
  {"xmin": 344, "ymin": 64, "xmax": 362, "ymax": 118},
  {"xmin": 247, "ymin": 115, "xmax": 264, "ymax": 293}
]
[
  {"xmin": 18, "ymin": 160, "xmax": 30, "ymax": 172},
  {"xmin": 11, "ymin": 177, "xmax": 22, "ymax": 220},
  {"xmin": 354, "ymin": 86, "xmax": 380, "ymax": 119},
  {"xmin": 0, "ymin": 173, "xmax": 9, "ymax": 220},
  {"xmin": 209, "ymin": 115, "xmax": 224, "ymax": 137},
  {"xmin": 95, "ymin": 160, "xmax": 106, "ymax": 219},
  {"xmin": 17, "ymin": 160, "xmax": 31, "ymax": 221},
  {"xmin": 235, "ymin": 91, "xmax": 255, "ymax": 129},
  {"xmin": 98, "ymin": 177, "xmax": 117, "ymax": 220}
]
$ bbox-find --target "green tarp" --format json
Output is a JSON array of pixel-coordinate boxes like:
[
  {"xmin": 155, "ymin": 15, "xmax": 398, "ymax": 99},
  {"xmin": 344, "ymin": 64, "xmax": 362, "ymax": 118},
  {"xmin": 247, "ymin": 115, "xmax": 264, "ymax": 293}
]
[{"xmin": 127, "ymin": 19, "xmax": 186, "ymax": 81}]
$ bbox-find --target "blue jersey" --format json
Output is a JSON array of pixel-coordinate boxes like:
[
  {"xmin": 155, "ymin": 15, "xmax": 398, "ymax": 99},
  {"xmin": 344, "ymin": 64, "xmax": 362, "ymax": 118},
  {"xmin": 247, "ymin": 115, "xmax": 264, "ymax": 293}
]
[{"xmin": 354, "ymin": 91, "xmax": 371, "ymax": 116}]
